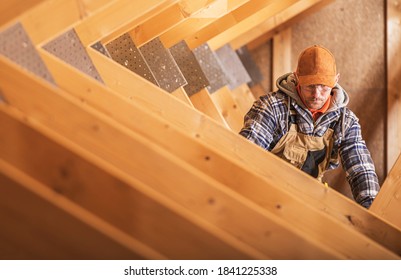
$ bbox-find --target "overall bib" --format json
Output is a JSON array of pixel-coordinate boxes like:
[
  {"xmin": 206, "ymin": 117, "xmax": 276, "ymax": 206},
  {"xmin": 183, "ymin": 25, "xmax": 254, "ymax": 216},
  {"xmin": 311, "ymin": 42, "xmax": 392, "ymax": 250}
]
[{"xmin": 271, "ymin": 104, "xmax": 341, "ymax": 181}]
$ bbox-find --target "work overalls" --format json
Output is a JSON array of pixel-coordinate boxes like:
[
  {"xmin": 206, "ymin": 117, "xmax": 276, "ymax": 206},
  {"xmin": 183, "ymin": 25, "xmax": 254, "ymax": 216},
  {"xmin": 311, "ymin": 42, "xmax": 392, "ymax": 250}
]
[{"xmin": 271, "ymin": 98, "xmax": 344, "ymax": 181}]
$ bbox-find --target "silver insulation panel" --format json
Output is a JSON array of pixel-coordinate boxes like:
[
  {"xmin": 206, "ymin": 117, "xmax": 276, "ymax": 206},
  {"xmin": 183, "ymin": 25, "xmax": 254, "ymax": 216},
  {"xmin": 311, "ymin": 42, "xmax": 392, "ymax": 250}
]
[
  {"xmin": 139, "ymin": 37, "xmax": 187, "ymax": 93},
  {"xmin": 105, "ymin": 33, "xmax": 158, "ymax": 86},
  {"xmin": 215, "ymin": 44, "xmax": 251, "ymax": 90},
  {"xmin": 193, "ymin": 43, "xmax": 227, "ymax": 94},
  {"xmin": 236, "ymin": 46, "xmax": 263, "ymax": 87},
  {"xmin": 169, "ymin": 40, "xmax": 209, "ymax": 96},
  {"xmin": 0, "ymin": 22, "xmax": 54, "ymax": 84},
  {"xmin": 43, "ymin": 29, "xmax": 103, "ymax": 83}
]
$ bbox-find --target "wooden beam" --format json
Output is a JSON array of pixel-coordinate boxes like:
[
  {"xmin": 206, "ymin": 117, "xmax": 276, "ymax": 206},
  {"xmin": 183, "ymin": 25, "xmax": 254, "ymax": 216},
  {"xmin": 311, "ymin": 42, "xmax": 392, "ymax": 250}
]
[
  {"xmin": 171, "ymin": 87, "xmax": 194, "ymax": 107},
  {"xmin": 75, "ymin": 0, "xmax": 180, "ymax": 46},
  {"xmin": 0, "ymin": 151, "xmax": 162, "ymax": 260},
  {"xmin": 207, "ymin": 0, "xmax": 299, "ymax": 50},
  {"xmin": 272, "ymin": 27, "xmax": 292, "ymax": 91},
  {"xmin": 131, "ymin": 0, "xmax": 228, "ymax": 47},
  {"xmin": 131, "ymin": 3, "xmax": 187, "ymax": 46},
  {"xmin": 230, "ymin": 83, "xmax": 256, "ymax": 116},
  {"xmin": 177, "ymin": 0, "xmax": 295, "ymax": 50},
  {"xmin": 189, "ymin": 88, "xmax": 231, "ymax": 128},
  {"xmin": 234, "ymin": 0, "xmax": 334, "ymax": 50},
  {"xmin": 387, "ymin": 0, "xmax": 401, "ymax": 172},
  {"xmin": 14, "ymin": 0, "xmax": 179, "ymax": 46},
  {"xmin": 210, "ymin": 86, "xmax": 245, "ymax": 132},
  {"xmin": 370, "ymin": 155, "xmax": 401, "ymax": 230},
  {"xmin": 0, "ymin": 0, "xmax": 47, "ymax": 27},
  {"xmin": 159, "ymin": 0, "xmax": 250, "ymax": 48},
  {"xmin": 0, "ymin": 104, "xmax": 258, "ymax": 260},
  {"xmin": 39, "ymin": 48, "xmax": 401, "ymax": 258},
  {"xmin": 19, "ymin": 0, "xmax": 82, "ymax": 45}
]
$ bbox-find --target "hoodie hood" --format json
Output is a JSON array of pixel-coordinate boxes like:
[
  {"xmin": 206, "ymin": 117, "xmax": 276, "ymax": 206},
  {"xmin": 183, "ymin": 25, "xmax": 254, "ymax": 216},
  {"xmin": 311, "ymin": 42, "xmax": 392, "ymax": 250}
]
[{"xmin": 276, "ymin": 73, "xmax": 349, "ymax": 111}]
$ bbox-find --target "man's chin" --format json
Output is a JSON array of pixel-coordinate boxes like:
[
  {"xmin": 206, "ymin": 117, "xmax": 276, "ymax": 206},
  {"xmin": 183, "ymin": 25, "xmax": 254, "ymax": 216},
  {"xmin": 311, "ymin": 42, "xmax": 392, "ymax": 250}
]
[{"xmin": 307, "ymin": 103, "xmax": 323, "ymax": 110}]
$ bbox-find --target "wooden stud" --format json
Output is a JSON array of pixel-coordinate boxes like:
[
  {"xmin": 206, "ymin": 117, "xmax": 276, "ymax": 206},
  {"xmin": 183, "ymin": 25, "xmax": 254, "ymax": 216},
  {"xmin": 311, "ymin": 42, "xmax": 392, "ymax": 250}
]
[
  {"xmin": 387, "ymin": 0, "xmax": 401, "ymax": 172},
  {"xmin": 370, "ymin": 155, "xmax": 401, "ymax": 230},
  {"xmin": 272, "ymin": 27, "xmax": 292, "ymax": 91},
  {"xmin": 171, "ymin": 87, "xmax": 195, "ymax": 107},
  {"xmin": 0, "ymin": 154, "xmax": 163, "ymax": 260},
  {"xmin": 230, "ymin": 83, "xmax": 256, "ymax": 116},
  {"xmin": 189, "ymin": 88, "xmax": 231, "ymax": 128},
  {"xmin": 19, "ymin": 0, "xmax": 82, "ymax": 45},
  {"xmin": 159, "ymin": 0, "xmax": 249, "ymax": 48},
  {"xmin": 132, "ymin": 0, "xmax": 226, "ymax": 47},
  {"xmin": 0, "ymin": 0, "xmax": 45, "ymax": 27},
  {"xmin": 207, "ymin": 0, "xmax": 298, "ymax": 51},
  {"xmin": 0, "ymin": 104, "xmax": 259, "ymax": 260},
  {"xmin": 210, "ymin": 86, "xmax": 245, "ymax": 132},
  {"xmin": 233, "ymin": 0, "xmax": 334, "ymax": 50},
  {"xmin": 75, "ymin": 0, "xmax": 180, "ymax": 46}
]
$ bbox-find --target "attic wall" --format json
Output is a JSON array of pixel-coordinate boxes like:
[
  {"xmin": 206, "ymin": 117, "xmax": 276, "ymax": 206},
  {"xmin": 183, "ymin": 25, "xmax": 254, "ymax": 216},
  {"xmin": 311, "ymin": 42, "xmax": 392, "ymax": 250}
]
[{"xmin": 250, "ymin": 0, "xmax": 386, "ymax": 201}]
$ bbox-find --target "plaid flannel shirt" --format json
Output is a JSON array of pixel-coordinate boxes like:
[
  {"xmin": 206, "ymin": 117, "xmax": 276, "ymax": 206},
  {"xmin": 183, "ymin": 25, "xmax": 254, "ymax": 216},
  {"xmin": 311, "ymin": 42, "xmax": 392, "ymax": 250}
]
[{"xmin": 240, "ymin": 75, "xmax": 380, "ymax": 208}]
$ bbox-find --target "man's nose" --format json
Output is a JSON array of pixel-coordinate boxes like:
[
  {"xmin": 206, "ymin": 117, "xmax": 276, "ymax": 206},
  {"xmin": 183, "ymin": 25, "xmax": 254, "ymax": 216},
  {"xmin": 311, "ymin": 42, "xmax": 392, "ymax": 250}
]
[{"xmin": 311, "ymin": 88, "xmax": 320, "ymax": 97}]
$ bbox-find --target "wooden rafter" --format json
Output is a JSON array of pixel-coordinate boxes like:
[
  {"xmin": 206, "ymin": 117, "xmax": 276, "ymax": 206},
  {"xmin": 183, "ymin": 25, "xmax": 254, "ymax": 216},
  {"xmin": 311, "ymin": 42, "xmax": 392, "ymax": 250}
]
[
  {"xmin": 235, "ymin": 0, "xmax": 334, "ymax": 50},
  {"xmin": 207, "ymin": 0, "xmax": 299, "ymax": 50}
]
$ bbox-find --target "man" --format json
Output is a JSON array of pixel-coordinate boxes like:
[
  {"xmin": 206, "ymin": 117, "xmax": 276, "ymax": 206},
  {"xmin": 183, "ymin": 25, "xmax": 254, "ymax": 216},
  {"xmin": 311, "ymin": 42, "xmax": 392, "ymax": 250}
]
[{"xmin": 240, "ymin": 45, "xmax": 379, "ymax": 208}]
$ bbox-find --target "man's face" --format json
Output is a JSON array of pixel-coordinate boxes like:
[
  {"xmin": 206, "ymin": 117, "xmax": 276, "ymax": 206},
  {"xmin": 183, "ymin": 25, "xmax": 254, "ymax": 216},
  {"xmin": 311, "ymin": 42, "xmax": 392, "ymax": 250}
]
[{"xmin": 299, "ymin": 84, "xmax": 332, "ymax": 110}]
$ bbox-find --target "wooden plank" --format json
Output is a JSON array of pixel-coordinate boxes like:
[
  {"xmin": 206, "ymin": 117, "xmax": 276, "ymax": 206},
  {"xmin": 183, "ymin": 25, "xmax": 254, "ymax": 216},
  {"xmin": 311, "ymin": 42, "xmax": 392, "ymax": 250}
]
[
  {"xmin": 208, "ymin": 0, "xmax": 299, "ymax": 50},
  {"xmin": 233, "ymin": 0, "xmax": 333, "ymax": 50},
  {"xmin": 0, "ymin": 156, "xmax": 162, "ymax": 260},
  {"xmin": 159, "ymin": 0, "xmax": 250, "ymax": 48},
  {"xmin": 210, "ymin": 86, "xmax": 244, "ymax": 132},
  {"xmin": 11, "ymin": 0, "xmax": 131, "ymax": 47},
  {"xmin": 85, "ymin": 47, "xmax": 401, "ymax": 258},
  {"xmin": 1, "ymin": 55, "xmax": 345, "ymax": 260},
  {"xmin": 39, "ymin": 49, "xmax": 401, "ymax": 258},
  {"xmin": 0, "ymin": 0, "xmax": 45, "ymax": 27},
  {"xmin": 78, "ymin": 0, "xmax": 115, "ymax": 16},
  {"xmin": 87, "ymin": 47, "xmax": 228, "ymax": 128},
  {"xmin": 230, "ymin": 83, "xmax": 256, "ymax": 117},
  {"xmin": 19, "ymin": 0, "xmax": 82, "ymax": 45},
  {"xmin": 272, "ymin": 28, "xmax": 292, "ymax": 91},
  {"xmin": 132, "ymin": 0, "xmax": 224, "ymax": 47},
  {"xmin": 75, "ymin": 0, "xmax": 180, "ymax": 46},
  {"xmin": 387, "ymin": 0, "xmax": 401, "ymax": 172},
  {"xmin": 183, "ymin": 0, "xmax": 294, "ymax": 50},
  {"xmin": 171, "ymin": 87, "xmax": 194, "ymax": 107},
  {"xmin": 0, "ymin": 104, "xmax": 257, "ymax": 260},
  {"xmin": 189, "ymin": 89, "xmax": 231, "ymax": 128},
  {"xmin": 132, "ymin": 3, "xmax": 186, "ymax": 46},
  {"xmin": 370, "ymin": 155, "xmax": 401, "ymax": 230}
]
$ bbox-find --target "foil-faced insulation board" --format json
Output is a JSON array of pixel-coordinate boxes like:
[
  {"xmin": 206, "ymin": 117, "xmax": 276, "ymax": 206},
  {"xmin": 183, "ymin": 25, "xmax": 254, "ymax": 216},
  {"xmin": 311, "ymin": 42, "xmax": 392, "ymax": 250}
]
[
  {"xmin": 236, "ymin": 46, "xmax": 263, "ymax": 87},
  {"xmin": 0, "ymin": 22, "xmax": 54, "ymax": 84},
  {"xmin": 42, "ymin": 29, "xmax": 103, "ymax": 83},
  {"xmin": 193, "ymin": 43, "xmax": 227, "ymax": 94},
  {"xmin": 139, "ymin": 37, "xmax": 187, "ymax": 93},
  {"xmin": 105, "ymin": 33, "xmax": 158, "ymax": 86},
  {"xmin": 169, "ymin": 41, "xmax": 209, "ymax": 96},
  {"xmin": 215, "ymin": 44, "xmax": 251, "ymax": 90},
  {"xmin": 91, "ymin": 41, "xmax": 111, "ymax": 58}
]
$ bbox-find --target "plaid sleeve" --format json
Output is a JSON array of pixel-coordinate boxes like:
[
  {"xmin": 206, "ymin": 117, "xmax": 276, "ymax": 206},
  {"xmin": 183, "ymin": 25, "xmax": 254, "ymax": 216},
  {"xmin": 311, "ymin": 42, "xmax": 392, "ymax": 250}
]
[
  {"xmin": 339, "ymin": 110, "xmax": 380, "ymax": 208},
  {"xmin": 239, "ymin": 95, "xmax": 279, "ymax": 150}
]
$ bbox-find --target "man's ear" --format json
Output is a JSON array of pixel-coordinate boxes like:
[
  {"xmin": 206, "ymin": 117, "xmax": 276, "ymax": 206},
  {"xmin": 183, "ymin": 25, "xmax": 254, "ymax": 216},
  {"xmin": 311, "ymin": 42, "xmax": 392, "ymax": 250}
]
[
  {"xmin": 335, "ymin": 73, "xmax": 340, "ymax": 83},
  {"xmin": 293, "ymin": 72, "xmax": 299, "ymax": 85}
]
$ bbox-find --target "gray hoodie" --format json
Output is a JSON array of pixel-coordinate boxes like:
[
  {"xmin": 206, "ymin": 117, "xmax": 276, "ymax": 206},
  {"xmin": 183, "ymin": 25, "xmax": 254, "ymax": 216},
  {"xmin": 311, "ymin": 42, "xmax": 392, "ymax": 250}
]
[{"xmin": 276, "ymin": 72, "xmax": 349, "ymax": 114}]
